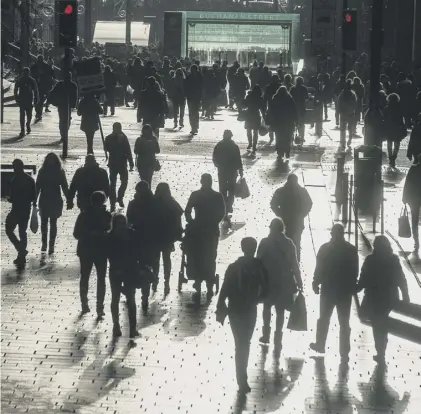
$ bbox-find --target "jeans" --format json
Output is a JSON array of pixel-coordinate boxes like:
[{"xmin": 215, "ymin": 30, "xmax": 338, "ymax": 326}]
[
  {"xmin": 79, "ymin": 255, "xmax": 107, "ymax": 313},
  {"xmin": 85, "ymin": 131, "xmax": 95, "ymax": 155},
  {"xmin": 58, "ymin": 111, "xmax": 71, "ymax": 158},
  {"xmin": 246, "ymin": 129, "xmax": 258, "ymax": 150},
  {"xmin": 19, "ymin": 106, "xmax": 33, "ymax": 132},
  {"xmin": 173, "ymin": 99, "xmax": 186, "ymax": 126},
  {"xmin": 137, "ymin": 166, "xmax": 154, "ymax": 187},
  {"xmin": 262, "ymin": 302, "xmax": 285, "ymax": 348},
  {"xmin": 275, "ymin": 129, "xmax": 293, "ymax": 158},
  {"xmin": 109, "ymin": 167, "xmax": 128, "ymax": 206},
  {"xmin": 35, "ymin": 89, "xmax": 48, "ymax": 118},
  {"xmin": 5, "ymin": 208, "xmax": 31, "ymax": 254},
  {"xmin": 110, "ymin": 272, "xmax": 137, "ymax": 337},
  {"xmin": 371, "ymin": 311, "xmax": 390, "ymax": 358},
  {"xmin": 218, "ymin": 171, "xmax": 237, "ymax": 214},
  {"xmin": 103, "ymin": 92, "xmax": 115, "ymax": 115},
  {"xmin": 315, "ymin": 292, "xmax": 352, "ymax": 358},
  {"xmin": 40, "ymin": 216, "xmax": 57, "ymax": 250},
  {"xmin": 229, "ymin": 307, "xmax": 257, "ymax": 387},
  {"xmin": 187, "ymin": 100, "xmax": 200, "ymax": 132},
  {"xmin": 339, "ymin": 115, "xmax": 353, "ymax": 146},
  {"xmin": 152, "ymin": 247, "xmax": 172, "ymax": 283}
]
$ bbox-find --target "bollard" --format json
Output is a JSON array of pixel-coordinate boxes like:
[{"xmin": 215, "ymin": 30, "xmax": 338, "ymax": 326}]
[
  {"xmin": 335, "ymin": 155, "xmax": 346, "ymax": 204},
  {"xmin": 380, "ymin": 180, "xmax": 384, "ymax": 235},
  {"xmin": 315, "ymin": 100, "xmax": 323, "ymax": 136},
  {"xmin": 348, "ymin": 175, "xmax": 353, "ymax": 234},
  {"xmin": 342, "ymin": 173, "xmax": 349, "ymax": 225}
]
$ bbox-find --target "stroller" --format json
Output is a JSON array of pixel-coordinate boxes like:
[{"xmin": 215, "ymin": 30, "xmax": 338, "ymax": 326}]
[{"xmin": 177, "ymin": 223, "xmax": 220, "ymax": 301}]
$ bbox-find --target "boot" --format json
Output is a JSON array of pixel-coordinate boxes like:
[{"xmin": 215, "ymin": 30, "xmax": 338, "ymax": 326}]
[
  {"xmin": 48, "ymin": 235, "xmax": 56, "ymax": 255},
  {"xmin": 273, "ymin": 331, "xmax": 283, "ymax": 355},
  {"xmin": 164, "ymin": 279, "xmax": 170, "ymax": 295},
  {"xmin": 41, "ymin": 229, "xmax": 48, "ymax": 252},
  {"xmin": 259, "ymin": 326, "xmax": 271, "ymax": 344},
  {"xmin": 112, "ymin": 324, "xmax": 122, "ymax": 338}
]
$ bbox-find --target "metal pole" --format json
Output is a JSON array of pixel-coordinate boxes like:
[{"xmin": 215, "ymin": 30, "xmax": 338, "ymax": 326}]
[
  {"xmin": 348, "ymin": 175, "xmax": 353, "ymax": 234},
  {"xmin": 342, "ymin": 172, "xmax": 349, "ymax": 225},
  {"xmin": 20, "ymin": 0, "xmax": 30, "ymax": 69},
  {"xmin": 355, "ymin": 201, "xmax": 359, "ymax": 250},
  {"xmin": 340, "ymin": 0, "xmax": 348, "ymax": 148},
  {"xmin": 84, "ymin": 0, "xmax": 92, "ymax": 47},
  {"xmin": 125, "ymin": 0, "xmax": 132, "ymax": 45},
  {"xmin": 380, "ymin": 180, "xmax": 384, "ymax": 234},
  {"xmin": 1, "ymin": 66, "xmax": 4, "ymax": 124},
  {"xmin": 335, "ymin": 154, "xmax": 345, "ymax": 204}
]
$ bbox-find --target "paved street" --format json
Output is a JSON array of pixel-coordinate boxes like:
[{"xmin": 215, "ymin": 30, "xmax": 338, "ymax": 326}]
[{"xmin": 1, "ymin": 104, "xmax": 420, "ymax": 413}]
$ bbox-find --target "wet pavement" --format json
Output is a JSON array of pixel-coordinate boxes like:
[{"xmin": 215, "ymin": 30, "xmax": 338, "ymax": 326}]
[{"xmin": 1, "ymin": 104, "xmax": 420, "ymax": 413}]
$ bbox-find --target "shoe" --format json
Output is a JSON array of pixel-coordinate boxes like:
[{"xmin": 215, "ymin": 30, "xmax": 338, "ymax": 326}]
[
  {"xmin": 259, "ymin": 336, "xmax": 269, "ymax": 345},
  {"xmin": 34, "ymin": 116, "xmax": 42, "ymax": 123},
  {"xmin": 373, "ymin": 354, "xmax": 385, "ymax": 364},
  {"xmin": 45, "ymin": 108, "xmax": 51, "ymax": 113},
  {"xmin": 174, "ymin": 123, "xmax": 178, "ymax": 129},
  {"xmin": 126, "ymin": 103, "xmax": 130, "ymax": 108},
  {"xmin": 19, "ymin": 130, "xmax": 25, "ymax": 138},
  {"xmin": 48, "ymin": 245, "xmax": 55, "ymax": 255},
  {"xmin": 310, "ymin": 342, "xmax": 325, "ymax": 353},
  {"xmin": 128, "ymin": 339, "xmax": 137, "ymax": 348},
  {"xmin": 117, "ymin": 198, "xmax": 125, "ymax": 208},
  {"xmin": 41, "ymin": 243, "xmax": 47, "ymax": 253},
  {"xmin": 238, "ymin": 383, "xmax": 251, "ymax": 394},
  {"xmin": 113, "ymin": 325, "xmax": 122, "ymax": 338},
  {"xmin": 179, "ymin": 122, "xmax": 184, "ymax": 128},
  {"xmin": 111, "ymin": 111, "xmax": 115, "ymax": 116},
  {"xmin": 246, "ymin": 144, "xmax": 252, "ymax": 150},
  {"xmin": 26, "ymin": 125, "xmax": 31, "ymax": 134},
  {"xmin": 81, "ymin": 305, "xmax": 90, "ymax": 315}
]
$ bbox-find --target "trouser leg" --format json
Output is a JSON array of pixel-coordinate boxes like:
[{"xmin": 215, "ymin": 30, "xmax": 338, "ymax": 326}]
[
  {"xmin": 337, "ymin": 295, "xmax": 352, "ymax": 359},
  {"xmin": 274, "ymin": 305, "xmax": 285, "ymax": 352},
  {"xmin": 109, "ymin": 168, "xmax": 118, "ymax": 208},
  {"xmin": 117, "ymin": 168, "xmax": 128, "ymax": 201},
  {"xmin": 94, "ymin": 257, "xmax": 107, "ymax": 315},
  {"xmin": 410, "ymin": 204, "xmax": 420, "ymax": 247},
  {"xmin": 5, "ymin": 211, "xmax": 21, "ymax": 252},
  {"xmin": 174, "ymin": 102, "xmax": 180, "ymax": 126},
  {"xmin": 372, "ymin": 313, "xmax": 389, "ymax": 358},
  {"xmin": 49, "ymin": 217, "xmax": 57, "ymax": 250},
  {"xmin": 79, "ymin": 256, "xmax": 94, "ymax": 309},
  {"xmin": 261, "ymin": 302, "xmax": 272, "ymax": 340},
  {"xmin": 126, "ymin": 288, "xmax": 137, "ymax": 338},
  {"xmin": 252, "ymin": 129, "xmax": 258, "ymax": 150},
  {"xmin": 41, "ymin": 216, "xmax": 48, "ymax": 250},
  {"xmin": 162, "ymin": 249, "xmax": 172, "ymax": 281},
  {"xmin": 85, "ymin": 131, "xmax": 94, "ymax": 155},
  {"xmin": 286, "ymin": 228, "xmax": 302, "ymax": 262},
  {"xmin": 19, "ymin": 107, "xmax": 25, "ymax": 132},
  {"xmin": 315, "ymin": 293, "xmax": 335, "ymax": 349},
  {"xmin": 247, "ymin": 129, "xmax": 252, "ymax": 147},
  {"xmin": 110, "ymin": 276, "xmax": 121, "ymax": 328},
  {"xmin": 179, "ymin": 101, "xmax": 185, "ymax": 126},
  {"xmin": 26, "ymin": 107, "xmax": 33, "ymax": 128}
]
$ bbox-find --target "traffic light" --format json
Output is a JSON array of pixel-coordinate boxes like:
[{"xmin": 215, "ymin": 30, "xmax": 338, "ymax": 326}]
[
  {"xmin": 56, "ymin": 0, "xmax": 78, "ymax": 48},
  {"xmin": 342, "ymin": 9, "xmax": 357, "ymax": 51}
]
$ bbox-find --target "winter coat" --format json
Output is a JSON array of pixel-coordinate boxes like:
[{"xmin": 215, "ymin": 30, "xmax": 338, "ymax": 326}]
[
  {"xmin": 290, "ymin": 84, "xmax": 309, "ymax": 118},
  {"xmin": 263, "ymin": 82, "xmax": 279, "ymax": 107},
  {"xmin": 402, "ymin": 163, "xmax": 421, "ymax": 206},
  {"xmin": 213, "ymin": 139, "xmax": 243, "ymax": 174},
  {"xmin": 243, "ymin": 92, "xmax": 265, "ymax": 130},
  {"xmin": 8, "ymin": 172, "xmax": 36, "ymax": 212},
  {"xmin": 203, "ymin": 71, "xmax": 220, "ymax": 101},
  {"xmin": 36, "ymin": 168, "xmax": 68, "ymax": 219},
  {"xmin": 48, "ymin": 80, "xmax": 78, "ymax": 109},
  {"xmin": 104, "ymin": 132, "xmax": 134, "ymax": 170},
  {"xmin": 14, "ymin": 76, "xmax": 39, "ymax": 108},
  {"xmin": 138, "ymin": 86, "xmax": 166, "ymax": 126},
  {"xmin": 383, "ymin": 104, "xmax": 407, "ymax": 142},
  {"xmin": 134, "ymin": 135, "xmax": 160, "ymax": 170},
  {"xmin": 358, "ymin": 253, "xmax": 408, "ymax": 314},
  {"xmin": 232, "ymin": 73, "xmax": 250, "ymax": 99},
  {"xmin": 185, "ymin": 72, "xmax": 203, "ymax": 102},
  {"xmin": 73, "ymin": 206, "xmax": 112, "ymax": 258},
  {"xmin": 169, "ymin": 75, "xmax": 186, "ymax": 104},
  {"xmin": 267, "ymin": 93, "xmax": 298, "ymax": 131},
  {"xmin": 77, "ymin": 96, "xmax": 103, "ymax": 133},
  {"xmin": 337, "ymin": 89, "xmax": 357, "ymax": 116},
  {"xmin": 257, "ymin": 232, "xmax": 300, "ymax": 308},
  {"xmin": 154, "ymin": 196, "xmax": 184, "ymax": 250}
]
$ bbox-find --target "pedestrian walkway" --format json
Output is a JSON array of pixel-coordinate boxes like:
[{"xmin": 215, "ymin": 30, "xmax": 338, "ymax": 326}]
[{"xmin": 1, "ymin": 147, "xmax": 420, "ymax": 413}]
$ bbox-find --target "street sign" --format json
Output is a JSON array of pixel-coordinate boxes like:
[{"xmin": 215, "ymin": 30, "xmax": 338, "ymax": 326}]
[
  {"xmin": 73, "ymin": 57, "xmax": 104, "ymax": 95},
  {"xmin": 311, "ymin": 0, "xmax": 336, "ymax": 48}
]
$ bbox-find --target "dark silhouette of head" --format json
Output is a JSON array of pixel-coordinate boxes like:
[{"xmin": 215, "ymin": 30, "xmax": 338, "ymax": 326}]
[
  {"xmin": 91, "ymin": 190, "xmax": 106, "ymax": 207},
  {"xmin": 110, "ymin": 213, "xmax": 128, "ymax": 235},
  {"xmin": 84, "ymin": 154, "xmax": 97, "ymax": 168},
  {"xmin": 200, "ymin": 173, "xmax": 212, "ymax": 189},
  {"xmin": 241, "ymin": 237, "xmax": 258, "ymax": 257},
  {"xmin": 42, "ymin": 152, "xmax": 62, "ymax": 172},
  {"xmin": 295, "ymin": 76, "xmax": 304, "ymax": 86},
  {"xmin": 223, "ymin": 129, "xmax": 233, "ymax": 140},
  {"xmin": 22, "ymin": 67, "xmax": 30, "ymax": 77},
  {"xmin": 12, "ymin": 159, "xmax": 24, "ymax": 173},
  {"xmin": 113, "ymin": 122, "xmax": 122, "ymax": 133},
  {"xmin": 155, "ymin": 182, "xmax": 171, "ymax": 198},
  {"xmin": 141, "ymin": 124, "xmax": 153, "ymax": 138},
  {"xmin": 135, "ymin": 180, "xmax": 151, "ymax": 197},
  {"xmin": 269, "ymin": 217, "xmax": 285, "ymax": 234},
  {"xmin": 287, "ymin": 173, "xmax": 299, "ymax": 186},
  {"xmin": 373, "ymin": 235, "xmax": 393, "ymax": 256},
  {"xmin": 331, "ymin": 223, "xmax": 345, "ymax": 241}
]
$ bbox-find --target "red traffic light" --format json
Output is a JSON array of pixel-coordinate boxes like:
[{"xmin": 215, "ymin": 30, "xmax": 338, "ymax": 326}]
[
  {"xmin": 63, "ymin": 4, "xmax": 73, "ymax": 15},
  {"xmin": 345, "ymin": 13, "xmax": 352, "ymax": 23}
]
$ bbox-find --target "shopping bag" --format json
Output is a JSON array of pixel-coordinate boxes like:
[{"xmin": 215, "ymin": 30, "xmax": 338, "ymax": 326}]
[
  {"xmin": 398, "ymin": 206, "xmax": 411, "ymax": 238},
  {"xmin": 30, "ymin": 205, "xmax": 39, "ymax": 234},
  {"xmin": 287, "ymin": 292, "xmax": 307, "ymax": 331},
  {"xmin": 234, "ymin": 177, "xmax": 250, "ymax": 199},
  {"xmin": 258, "ymin": 119, "xmax": 269, "ymax": 137},
  {"xmin": 126, "ymin": 85, "xmax": 134, "ymax": 95}
]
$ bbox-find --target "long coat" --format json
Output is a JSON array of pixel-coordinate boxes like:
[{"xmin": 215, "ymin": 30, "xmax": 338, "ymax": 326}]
[{"xmin": 36, "ymin": 168, "xmax": 68, "ymax": 219}]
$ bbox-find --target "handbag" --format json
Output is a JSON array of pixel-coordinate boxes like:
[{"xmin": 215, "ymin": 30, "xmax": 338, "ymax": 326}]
[
  {"xmin": 258, "ymin": 119, "xmax": 269, "ymax": 137},
  {"xmin": 234, "ymin": 177, "xmax": 250, "ymax": 199},
  {"xmin": 134, "ymin": 264, "xmax": 155, "ymax": 289},
  {"xmin": 398, "ymin": 205, "xmax": 411, "ymax": 238},
  {"xmin": 287, "ymin": 292, "xmax": 307, "ymax": 331},
  {"xmin": 154, "ymin": 159, "xmax": 161, "ymax": 172},
  {"xmin": 30, "ymin": 205, "xmax": 39, "ymax": 234}
]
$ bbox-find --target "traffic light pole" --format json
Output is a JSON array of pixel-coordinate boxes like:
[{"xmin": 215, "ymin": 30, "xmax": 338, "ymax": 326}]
[
  {"xmin": 363, "ymin": 0, "xmax": 384, "ymax": 147},
  {"xmin": 340, "ymin": 0, "xmax": 348, "ymax": 148},
  {"xmin": 125, "ymin": 0, "xmax": 131, "ymax": 44}
]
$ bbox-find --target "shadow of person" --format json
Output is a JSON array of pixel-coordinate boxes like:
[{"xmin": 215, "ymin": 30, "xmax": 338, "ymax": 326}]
[
  {"xmin": 304, "ymin": 357, "xmax": 360, "ymax": 414},
  {"xmin": 357, "ymin": 365, "xmax": 411, "ymax": 414}
]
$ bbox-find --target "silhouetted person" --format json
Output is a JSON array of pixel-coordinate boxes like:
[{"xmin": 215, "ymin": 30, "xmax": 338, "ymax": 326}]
[
  {"xmin": 104, "ymin": 122, "xmax": 134, "ymax": 211},
  {"xmin": 227, "ymin": 61, "xmax": 240, "ymax": 109},
  {"xmin": 169, "ymin": 68, "xmax": 186, "ymax": 128},
  {"xmin": 103, "ymin": 65, "xmax": 117, "ymax": 116},
  {"xmin": 77, "ymin": 93, "xmax": 103, "ymax": 155},
  {"xmin": 257, "ymin": 218, "xmax": 302, "ymax": 356},
  {"xmin": 402, "ymin": 153, "xmax": 421, "ymax": 252},
  {"xmin": 14, "ymin": 67, "xmax": 39, "ymax": 138},
  {"xmin": 67, "ymin": 154, "xmax": 110, "ymax": 212},
  {"xmin": 310, "ymin": 224, "xmax": 359, "ymax": 363},
  {"xmin": 337, "ymin": 79, "xmax": 357, "ymax": 148},
  {"xmin": 217, "ymin": 237, "xmax": 268, "ymax": 394},
  {"xmin": 212, "ymin": 129, "xmax": 243, "ymax": 228},
  {"xmin": 290, "ymin": 76, "xmax": 309, "ymax": 141},
  {"xmin": 30, "ymin": 54, "xmax": 54, "ymax": 121},
  {"xmin": 36, "ymin": 153, "xmax": 68, "ymax": 254},
  {"xmin": 106, "ymin": 213, "xmax": 139, "ymax": 347},
  {"xmin": 184, "ymin": 174, "xmax": 226, "ymax": 300},
  {"xmin": 5, "ymin": 159, "xmax": 37, "ymax": 266},
  {"xmin": 270, "ymin": 174, "xmax": 313, "ymax": 262},
  {"xmin": 407, "ymin": 114, "xmax": 421, "ymax": 163},
  {"xmin": 185, "ymin": 64, "xmax": 203, "ymax": 135},
  {"xmin": 73, "ymin": 191, "xmax": 111, "ymax": 318},
  {"xmin": 244, "ymin": 85, "xmax": 265, "ymax": 153},
  {"xmin": 134, "ymin": 124, "xmax": 160, "ymax": 187},
  {"xmin": 357, "ymin": 236, "xmax": 409, "ymax": 365},
  {"xmin": 153, "ymin": 182, "xmax": 184, "ymax": 295}
]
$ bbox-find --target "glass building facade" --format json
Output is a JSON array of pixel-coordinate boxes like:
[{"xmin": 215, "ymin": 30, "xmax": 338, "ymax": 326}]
[{"xmin": 177, "ymin": 11, "xmax": 300, "ymax": 68}]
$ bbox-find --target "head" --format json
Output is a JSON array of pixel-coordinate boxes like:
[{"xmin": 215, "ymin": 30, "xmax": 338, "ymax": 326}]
[
  {"xmin": 373, "ymin": 235, "xmax": 393, "ymax": 255},
  {"xmin": 42, "ymin": 152, "xmax": 62, "ymax": 171},
  {"xmin": 271, "ymin": 74, "xmax": 280, "ymax": 85},
  {"xmin": 12, "ymin": 158, "xmax": 24, "ymax": 174},
  {"xmin": 241, "ymin": 237, "xmax": 258, "ymax": 258},
  {"xmin": 353, "ymin": 77, "xmax": 361, "ymax": 85},
  {"xmin": 276, "ymin": 85, "xmax": 288, "ymax": 97},
  {"xmin": 90, "ymin": 190, "xmax": 106, "ymax": 207},
  {"xmin": 284, "ymin": 74, "xmax": 292, "ymax": 84},
  {"xmin": 37, "ymin": 55, "xmax": 43, "ymax": 64},
  {"xmin": 147, "ymin": 76, "xmax": 156, "ymax": 88},
  {"xmin": 330, "ymin": 223, "xmax": 345, "ymax": 241},
  {"xmin": 397, "ymin": 72, "xmax": 406, "ymax": 82},
  {"xmin": 110, "ymin": 213, "xmax": 128, "ymax": 235},
  {"xmin": 141, "ymin": 124, "xmax": 153, "ymax": 138},
  {"xmin": 286, "ymin": 173, "xmax": 299, "ymax": 186},
  {"xmin": 344, "ymin": 79, "xmax": 353, "ymax": 90},
  {"xmin": 387, "ymin": 93, "xmax": 400, "ymax": 105},
  {"xmin": 155, "ymin": 182, "xmax": 171, "ymax": 198},
  {"xmin": 190, "ymin": 64, "xmax": 198, "ymax": 74},
  {"xmin": 200, "ymin": 173, "xmax": 212, "ymax": 189},
  {"xmin": 252, "ymin": 85, "xmax": 262, "ymax": 96},
  {"xmin": 22, "ymin": 67, "xmax": 30, "ymax": 78},
  {"xmin": 295, "ymin": 76, "xmax": 304, "ymax": 86},
  {"xmin": 84, "ymin": 154, "xmax": 97, "ymax": 168},
  {"xmin": 269, "ymin": 218, "xmax": 285, "ymax": 235},
  {"xmin": 112, "ymin": 122, "xmax": 122, "ymax": 134},
  {"xmin": 175, "ymin": 68, "xmax": 184, "ymax": 78},
  {"xmin": 233, "ymin": 61, "xmax": 239, "ymax": 69},
  {"xmin": 223, "ymin": 129, "xmax": 233, "ymax": 140},
  {"xmin": 259, "ymin": 61, "xmax": 264, "ymax": 68}
]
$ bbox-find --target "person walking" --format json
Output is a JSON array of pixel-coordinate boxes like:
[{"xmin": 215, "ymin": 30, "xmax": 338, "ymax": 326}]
[
  {"xmin": 402, "ymin": 153, "xmax": 421, "ymax": 252},
  {"xmin": 67, "ymin": 154, "xmax": 110, "ymax": 212},
  {"xmin": 134, "ymin": 124, "xmax": 160, "ymax": 187},
  {"xmin": 290, "ymin": 76, "xmax": 309, "ymax": 142},
  {"xmin": 232, "ymin": 68, "xmax": 250, "ymax": 115},
  {"xmin": 5, "ymin": 159, "xmax": 37, "ymax": 266},
  {"xmin": 212, "ymin": 129, "xmax": 243, "ymax": 228},
  {"xmin": 127, "ymin": 181, "xmax": 160, "ymax": 314},
  {"xmin": 216, "ymin": 237, "xmax": 268, "ymax": 394},
  {"xmin": 407, "ymin": 114, "xmax": 421, "ymax": 164},
  {"xmin": 185, "ymin": 64, "xmax": 203, "ymax": 136},
  {"xmin": 73, "ymin": 191, "xmax": 111, "ymax": 318},
  {"xmin": 383, "ymin": 93, "xmax": 407, "ymax": 168},
  {"xmin": 14, "ymin": 67, "xmax": 39, "ymax": 138},
  {"xmin": 267, "ymin": 86, "xmax": 298, "ymax": 161},
  {"xmin": 77, "ymin": 93, "xmax": 103, "ymax": 155},
  {"xmin": 263, "ymin": 75, "xmax": 281, "ymax": 144},
  {"xmin": 36, "ymin": 153, "xmax": 68, "ymax": 254},
  {"xmin": 357, "ymin": 236, "xmax": 409, "ymax": 364},
  {"xmin": 227, "ymin": 61, "xmax": 240, "ymax": 109},
  {"xmin": 103, "ymin": 65, "xmax": 117, "ymax": 116},
  {"xmin": 310, "ymin": 224, "xmax": 359, "ymax": 364},
  {"xmin": 337, "ymin": 79, "xmax": 358, "ymax": 148},
  {"xmin": 257, "ymin": 218, "xmax": 302, "ymax": 356},
  {"xmin": 270, "ymin": 174, "xmax": 312, "ymax": 262},
  {"xmin": 244, "ymin": 85, "xmax": 265, "ymax": 154},
  {"xmin": 104, "ymin": 122, "xmax": 134, "ymax": 211},
  {"xmin": 30, "ymin": 55, "xmax": 53, "ymax": 122},
  {"xmin": 153, "ymin": 182, "xmax": 184, "ymax": 295},
  {"xmin": 106, "ymin": 213, "xmax": 140, "ymax": 347},
  {"xmin": 169, "ymin": 68, "xmax": 186, "ymax": 128}
]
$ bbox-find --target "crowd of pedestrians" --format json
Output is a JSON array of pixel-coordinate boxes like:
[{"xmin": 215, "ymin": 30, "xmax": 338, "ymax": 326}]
[{"xmin": 5, "ymin": 44, "xmax": 421, "ymax": 395}]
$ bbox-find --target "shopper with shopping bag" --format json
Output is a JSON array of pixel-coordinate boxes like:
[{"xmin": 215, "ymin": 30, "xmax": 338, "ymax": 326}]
[{"xmin": 287, "ymin": 291, "xmax": 307, "ymax": 331}]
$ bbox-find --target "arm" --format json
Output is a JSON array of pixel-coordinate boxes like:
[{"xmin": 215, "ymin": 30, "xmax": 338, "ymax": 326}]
[
  {"xmin": 101, "ymin": 169, "xmax": 110, "ymax": 199},
  {"xmin": 184, "ymin": 193, "xmax": 194, "ymax": 223},
  {"xmin": 290, "ymin": 242, "xmax": 302, "ymax": 288},
  {"xmin": 396, "ymin": 260, "xmax": 410, "ymax": 302},
  {"xmin": 313, "ymin": 245, "xmax": 326, "ymax": 291},
  {"xmin": 32, "ymin": 78, "xmax": 39, "ymax": 104},
  {"xmin": 356, "ymin": 256, "xmax": 370, "ymax": 292},
  {"xmin": 236, "ymin": 145, "xmax": 243, "ymax": 176},
  {"xmin": 60, "ymin": 170, "xmax": 69, "ymax": 199},
  {"xmin": 35, "ymin": 173, "xmax": 42, "ymax": 202},
  {"xmin": 73, "ymin": 213, "xmax": 84, "ymax": 239},
  {"xmin": 155, "ymin": 138, "xmax": 161, "ymax": 155},
  {"xmin": 30, "ymin": 176, "xmax": 37, "ymax": 206},
  {"xmin": 124, "ymin": 135, "xmax": 134, "ymax": 170},
  {"xmin": 67, "ymin": 170, "xmax": 79, "ymax": 204},
  {"xmin": 216, "ymin": 266, "xmax": 232, "ymax": 310},
  {"xmin": 216, "ymin": 193, "xmax": 226, "ymax": 223},
  {"xmin": 270, "ymin": 189, "xmax": 282, "ymax": 217},
  {"xmin": 212, "ymin": 144, "xmax": 219, "ymax": 168},
  {"xmin": 14, "ymin": 80, "xmax": 19, "ymax": 101},
  {"xmin": 77, "ymin": 99, "xmax": 83, "ymax": 116},
  {"xmin": 302, "ymin": 188, "xmax": 313, "ymax": 216}
]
